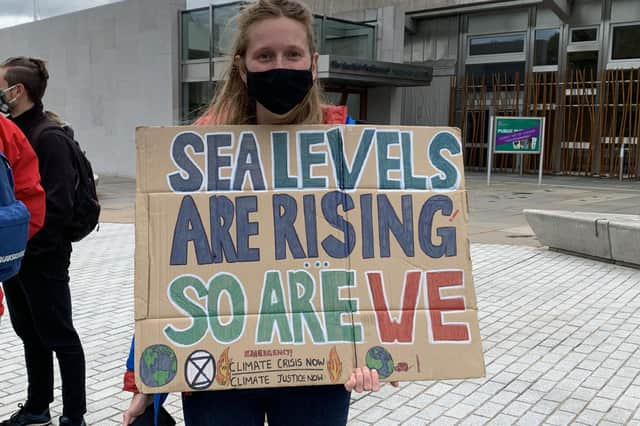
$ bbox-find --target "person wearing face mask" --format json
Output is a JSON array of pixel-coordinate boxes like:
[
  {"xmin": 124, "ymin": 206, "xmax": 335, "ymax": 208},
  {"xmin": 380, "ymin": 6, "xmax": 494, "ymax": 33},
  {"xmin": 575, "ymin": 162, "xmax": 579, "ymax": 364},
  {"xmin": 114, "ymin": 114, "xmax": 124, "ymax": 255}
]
[
  {"xmin": 121, "ymin": 1, "xmax": 391, "ymax": 425},
  {"xmin": 0, "ymin": 57, "xmax": 87, "ymax": 426}
]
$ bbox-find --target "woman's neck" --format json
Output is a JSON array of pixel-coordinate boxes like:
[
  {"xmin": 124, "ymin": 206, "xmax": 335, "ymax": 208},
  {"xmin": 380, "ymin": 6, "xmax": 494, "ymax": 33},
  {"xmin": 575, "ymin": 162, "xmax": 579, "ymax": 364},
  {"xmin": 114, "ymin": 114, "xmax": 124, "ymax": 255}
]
[{"xmin": 255, "ymin": 102, "xmax": 291, "ymax": 125}]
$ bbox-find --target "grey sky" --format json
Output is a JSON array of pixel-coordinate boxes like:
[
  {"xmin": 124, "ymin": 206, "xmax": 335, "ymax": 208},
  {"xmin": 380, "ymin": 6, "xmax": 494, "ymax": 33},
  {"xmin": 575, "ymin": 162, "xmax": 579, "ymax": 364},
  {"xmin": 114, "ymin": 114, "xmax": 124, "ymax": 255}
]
[
  {"xmin": 0, "ymin": 0, "xmax": 233, "ymax": 29},
  {"xmin": 0, "ymin": 0, "xmax": 238, "ymax": 28},
  {"xmin": 0, "ymin": 0, "xmax": 123, "ymax": 29}
]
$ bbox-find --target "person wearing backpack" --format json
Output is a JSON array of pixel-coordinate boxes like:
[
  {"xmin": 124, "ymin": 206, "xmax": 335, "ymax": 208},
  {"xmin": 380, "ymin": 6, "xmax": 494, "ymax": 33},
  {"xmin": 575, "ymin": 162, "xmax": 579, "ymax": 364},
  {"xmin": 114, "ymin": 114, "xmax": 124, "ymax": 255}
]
[
  {"xmin": 0, "ymin": 57, "xmax": 88, "ymax": 426},
  {"xmin": 0, "ymin": 113, "xmax": 46, "ymax": 328}
]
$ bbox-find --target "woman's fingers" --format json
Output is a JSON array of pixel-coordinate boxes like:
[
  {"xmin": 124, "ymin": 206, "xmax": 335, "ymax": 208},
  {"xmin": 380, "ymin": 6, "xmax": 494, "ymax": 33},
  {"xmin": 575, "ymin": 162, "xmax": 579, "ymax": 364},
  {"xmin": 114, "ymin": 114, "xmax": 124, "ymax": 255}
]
[
  {"xmin": 371, "ymin": 369, "xmax": 381, "ymax": 392},
  {"xmin": 344, "ymin": 368, "xmax": 397, "ymax": 393},
  {"xmin": 354, "ymin": 367, "xmax": 364, "ymax": 392},
  {"xmin": 362, "ymin": 367, "xmax": 372, "ymax": 391},
  {"xmin": 344, "ymin": 371, "xmax": 357, "ymax": 391}
]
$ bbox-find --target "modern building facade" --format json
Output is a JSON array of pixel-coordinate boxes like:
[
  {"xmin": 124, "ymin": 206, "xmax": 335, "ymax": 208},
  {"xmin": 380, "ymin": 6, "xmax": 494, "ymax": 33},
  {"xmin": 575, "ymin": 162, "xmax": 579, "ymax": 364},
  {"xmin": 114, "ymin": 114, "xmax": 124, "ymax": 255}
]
[
  {"xmin": 1, "ymin": 0, "xmax": 639, "ymax": 179},
  {"xmin": 179, "ymin": 2, "xmax": 432, "ymax": 125},
  {"xmin": 0, "ymin": 0, "xmax": 185, "ymax": 177}
]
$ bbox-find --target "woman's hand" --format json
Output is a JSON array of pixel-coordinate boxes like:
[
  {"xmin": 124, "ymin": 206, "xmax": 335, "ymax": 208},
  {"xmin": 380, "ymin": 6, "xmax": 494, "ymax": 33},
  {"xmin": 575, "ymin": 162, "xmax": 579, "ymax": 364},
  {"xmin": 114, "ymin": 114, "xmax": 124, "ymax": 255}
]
[
  {"xmin": 122, "ymin": 393, "xmax": 153, "ymax": 425},
  {"xmin": 344, "ymin": 367, "xmax": 401, "ymax": 392}
]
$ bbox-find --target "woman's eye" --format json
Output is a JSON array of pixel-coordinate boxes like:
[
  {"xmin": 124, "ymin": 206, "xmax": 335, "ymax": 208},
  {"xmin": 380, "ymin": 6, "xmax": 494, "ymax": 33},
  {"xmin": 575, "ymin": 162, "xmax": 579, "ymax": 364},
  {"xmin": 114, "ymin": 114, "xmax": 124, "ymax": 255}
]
[
  {"xmin": 287, "ymin": 51, "xmax": 302, "ymax": 58},
  {"xmin": 257, "ymin": 53, "xmax": 272, "ymax": 61}
]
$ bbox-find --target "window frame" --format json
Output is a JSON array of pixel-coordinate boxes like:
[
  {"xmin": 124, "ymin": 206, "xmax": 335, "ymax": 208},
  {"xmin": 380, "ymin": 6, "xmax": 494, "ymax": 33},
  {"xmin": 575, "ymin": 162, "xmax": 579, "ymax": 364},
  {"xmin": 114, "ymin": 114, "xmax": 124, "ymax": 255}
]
[
  {"xmin": 607, "ymin": 22, "xmax": 640, "ymax": 69},
  {"xmin": 465, "ymin": 31, "xmax": 527, "ymax": 65},
  {"xmin": 181, "ymin": 6, "xmax": 211, "ymax": 64},
  {"xmin": 532, "ymin": 26, "xmax": 560, "ymax": 72},
  {"xmin": 567, "ymin": 25, "xmax": 600, "ymax": 53}
]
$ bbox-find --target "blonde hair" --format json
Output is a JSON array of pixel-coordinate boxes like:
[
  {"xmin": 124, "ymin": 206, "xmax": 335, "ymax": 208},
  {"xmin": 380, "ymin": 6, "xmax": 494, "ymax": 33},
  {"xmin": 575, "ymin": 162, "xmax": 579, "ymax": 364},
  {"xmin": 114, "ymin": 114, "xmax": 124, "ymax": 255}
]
[{"xmin": 199, "ymin": 0, "xmax": 324, "ymax": 125}]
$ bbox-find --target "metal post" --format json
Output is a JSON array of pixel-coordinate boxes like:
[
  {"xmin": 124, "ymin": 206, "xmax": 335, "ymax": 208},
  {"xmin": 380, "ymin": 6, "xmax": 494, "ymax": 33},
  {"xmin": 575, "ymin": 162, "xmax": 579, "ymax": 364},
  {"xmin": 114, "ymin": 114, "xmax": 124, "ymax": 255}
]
[
  {"xmin": 209, "ymin": 4, "xmax": 214, "ymax": 88},
  {"xmin": 520, "ymin": 154, "xmax": 524, "ymax": 176},
  {"xmin": 487, "ymin": 116, "xmax": 494, "ymax": 186},
  {"xmin": 619, "ymin": 142, "xmax": 625, "ymax": 181},
  {"xmin": 178, "ymin": 10, "xmax": 183, "ymax": 124},
  {"xmin": 538, "ymin": 117, "xmax": 546, "ymax": 185},
  {"xmin": 320, "ymin": 15, "xmax": 327, "ymax": 54}
]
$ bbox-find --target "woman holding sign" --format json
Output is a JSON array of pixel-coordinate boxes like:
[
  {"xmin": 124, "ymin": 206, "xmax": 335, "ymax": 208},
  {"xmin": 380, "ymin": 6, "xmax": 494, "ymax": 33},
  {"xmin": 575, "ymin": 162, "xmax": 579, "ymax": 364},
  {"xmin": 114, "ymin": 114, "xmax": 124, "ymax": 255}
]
[{"xmin": 122, "ymin": 0, "xmax": 393, "ymax": 425}]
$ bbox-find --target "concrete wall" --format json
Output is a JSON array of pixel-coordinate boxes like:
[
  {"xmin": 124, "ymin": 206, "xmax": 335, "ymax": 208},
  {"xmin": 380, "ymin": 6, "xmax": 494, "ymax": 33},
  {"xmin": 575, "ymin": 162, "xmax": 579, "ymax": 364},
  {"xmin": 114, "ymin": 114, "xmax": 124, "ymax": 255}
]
[
  {"xmin": 404, "ymin": 15, "xmax": 458, "ymax": 64},
  {"xmin": 0, "ymin": 0, "xmax": 185, "ymax": 178},
  {"xmin": 401, "ymin": 75, "xmax": 452, "ymax": 126},
  {"xmin": 367, "ymin": 86, "xmax": 402, "ymax": 124}
]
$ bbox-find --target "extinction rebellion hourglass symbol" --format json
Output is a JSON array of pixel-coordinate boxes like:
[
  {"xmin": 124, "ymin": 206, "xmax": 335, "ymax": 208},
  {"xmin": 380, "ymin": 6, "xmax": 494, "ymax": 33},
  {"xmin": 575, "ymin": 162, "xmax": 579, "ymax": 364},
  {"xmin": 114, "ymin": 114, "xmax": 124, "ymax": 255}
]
[{"xmin": 185, "ymin": 350, "xmax": 216, "ymax": 390}]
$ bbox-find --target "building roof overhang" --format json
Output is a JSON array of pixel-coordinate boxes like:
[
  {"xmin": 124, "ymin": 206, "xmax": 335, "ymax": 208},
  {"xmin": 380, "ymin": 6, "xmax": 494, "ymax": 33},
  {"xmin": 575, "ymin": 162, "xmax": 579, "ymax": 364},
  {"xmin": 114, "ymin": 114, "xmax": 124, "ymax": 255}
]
[
  {"xmin": 407, "ymin": 0, "xmax": 571, "ymax": 23},
  {"xmin": 191, "ymin": 55, "xmax": 433, "ymax": 88},
  {"xmin": 317, "ymin": 55, "xmax": 433, "ymax": 87}
]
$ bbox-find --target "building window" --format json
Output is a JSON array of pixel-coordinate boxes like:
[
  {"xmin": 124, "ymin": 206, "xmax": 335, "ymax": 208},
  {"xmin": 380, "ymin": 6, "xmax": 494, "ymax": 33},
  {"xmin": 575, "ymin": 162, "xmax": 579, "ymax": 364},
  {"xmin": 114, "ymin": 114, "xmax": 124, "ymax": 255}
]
[
  {"xmin": 534, "ymin": 28, "xmax": 560, "ymax": 66},
  {"xmin": 465, "ymin": 62, "xmax": 526, "ymax": 87},
  {"xmin": 468, "ymin": 33, "xmax": 525, "ymax": 56},
  {"xmin": 182, "ymin": 8, "xmax": 210, "ymax": 61},
  {"xmin": 465, "ymin": 32, "xmax": 526, "ymax": 90},
  {"xmin": 181, "ymin": 82, "xmax": 213, "ymax": 124},
  {"xmin": 570, "ymin": 27, "xmax": 598, "ymax": 43},
  {"xmin": 315, "ymin": 17, "xmax": 376, "ymax": 60},
  {"xmin": 611, "ymin": 24, "xmax": 640, "ymax": 61},
  {"xmin": 213, "ymin": 3, "xmax": 242, "ymax": 56},
  {"xmin": 567, "ymin": 51, "xmax": 599, "ymax": 78}
]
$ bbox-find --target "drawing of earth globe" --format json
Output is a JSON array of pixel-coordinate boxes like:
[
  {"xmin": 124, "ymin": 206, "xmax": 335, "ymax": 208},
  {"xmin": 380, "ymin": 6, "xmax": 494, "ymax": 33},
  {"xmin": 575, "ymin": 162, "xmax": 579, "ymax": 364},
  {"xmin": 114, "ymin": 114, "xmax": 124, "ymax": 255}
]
[
  {"xmin": 365, "ymin": 346, "xmax": 394, "ymax": 379},
  {"xmin": 140, "ymin": 344, "xmax": 178, "ymax": 387}
]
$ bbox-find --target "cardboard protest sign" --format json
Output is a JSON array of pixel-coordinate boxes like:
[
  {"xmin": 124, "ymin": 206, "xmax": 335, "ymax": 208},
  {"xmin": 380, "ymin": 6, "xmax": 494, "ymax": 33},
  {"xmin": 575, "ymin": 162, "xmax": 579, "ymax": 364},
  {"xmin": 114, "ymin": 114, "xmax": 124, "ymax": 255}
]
[{"xmin": 135, "ymin": 125, "xmax": 485, "ymax": 393}]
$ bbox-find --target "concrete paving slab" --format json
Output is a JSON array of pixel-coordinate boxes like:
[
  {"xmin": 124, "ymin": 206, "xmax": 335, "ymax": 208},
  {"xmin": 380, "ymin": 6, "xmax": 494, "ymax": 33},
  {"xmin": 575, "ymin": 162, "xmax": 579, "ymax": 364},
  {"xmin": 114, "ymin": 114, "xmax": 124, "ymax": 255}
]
[
  {"xmin": 2, "ymin": 171, "xmax": 637, "ymax": 423},
  {"xmin": 2, "ymin": 224, "xmax": 640, "ymax": 424}
]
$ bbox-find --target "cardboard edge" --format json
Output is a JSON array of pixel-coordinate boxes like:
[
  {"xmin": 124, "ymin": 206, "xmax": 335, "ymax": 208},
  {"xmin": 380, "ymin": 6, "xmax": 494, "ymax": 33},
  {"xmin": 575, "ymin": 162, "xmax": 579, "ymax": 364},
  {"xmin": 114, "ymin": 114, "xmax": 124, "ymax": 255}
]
[
  {"xmin": 135, "ymin": 192, "xmax": 150, "ymax": 321},
  {"xmin": 133, "ymin": 321, "xmax": 146, "ymax": 392},
  {"xmin": 136, "ymin": 127, "xmax": 151, "ymax": 194},
  {"xmin": 133, "ymin": 308, "xmax": 485, "ymax": 393}
]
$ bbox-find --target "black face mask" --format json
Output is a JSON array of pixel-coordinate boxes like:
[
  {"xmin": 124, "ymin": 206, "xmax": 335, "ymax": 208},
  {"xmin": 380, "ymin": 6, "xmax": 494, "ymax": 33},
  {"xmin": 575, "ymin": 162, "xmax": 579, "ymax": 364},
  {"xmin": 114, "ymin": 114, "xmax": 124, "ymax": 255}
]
[{"xmin": 247, "ymin": 68, "xmax": 313, "ymax": 115}]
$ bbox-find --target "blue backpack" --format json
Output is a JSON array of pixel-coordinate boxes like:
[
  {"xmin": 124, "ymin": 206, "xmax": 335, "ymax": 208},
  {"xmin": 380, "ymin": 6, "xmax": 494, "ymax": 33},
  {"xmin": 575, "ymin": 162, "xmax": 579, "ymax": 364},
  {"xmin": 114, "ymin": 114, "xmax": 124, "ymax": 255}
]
[{"xmin": 0, "ymin": 152, "xmax": 29, "ymax": 281}]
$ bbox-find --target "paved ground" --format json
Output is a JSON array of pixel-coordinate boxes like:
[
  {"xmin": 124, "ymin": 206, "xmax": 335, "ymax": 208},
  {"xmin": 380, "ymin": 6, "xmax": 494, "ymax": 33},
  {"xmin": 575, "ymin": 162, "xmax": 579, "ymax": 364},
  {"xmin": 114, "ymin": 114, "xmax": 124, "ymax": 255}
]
[
  {"xmin": 1, "ymin": 173, "xmax": 640, "ymax": 425},
  {"xmin": 95, "ymin": 172, "xmax": 640, "ymax": 247}
]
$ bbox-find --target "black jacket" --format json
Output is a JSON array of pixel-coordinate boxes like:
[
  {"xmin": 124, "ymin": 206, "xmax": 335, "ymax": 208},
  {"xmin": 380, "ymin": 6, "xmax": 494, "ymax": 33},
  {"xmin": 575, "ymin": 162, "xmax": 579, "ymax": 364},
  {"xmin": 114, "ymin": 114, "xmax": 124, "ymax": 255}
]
[{"xmin": 11, "ymin": 102, "xmax": 77, "ymax": 255}]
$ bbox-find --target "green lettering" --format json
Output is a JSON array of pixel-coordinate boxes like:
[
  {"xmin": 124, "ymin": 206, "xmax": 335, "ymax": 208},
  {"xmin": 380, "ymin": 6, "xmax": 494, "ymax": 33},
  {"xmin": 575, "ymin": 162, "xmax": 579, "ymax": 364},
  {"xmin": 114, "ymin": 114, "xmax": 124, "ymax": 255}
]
[
  {"xmin": 288, "ymin": 271, "xmax": 325, "ymax": 343},
  {"xmin": 272, "ymin": 132, "xmax": 297, "ymax": 189},
  {"xmin": 429, "ymin": 131, "xmax": 461, "ymax": 190},
  {"xmin": 257, "ymin": 271, "xmax": 293, "ymax": 343},
  {"xmin": 377, "ymin": 131, "xmax": 402, "ymax": 189},
  {"xmin": 164, "ymin": 276, "xmax": 208, "ymax": 346},
  {"xmin": 207, "ymin": 273, "xmax": 246, "ymax": 343},
  {"xmin": 322, "ymin": 270, "xmax": 362, "ymax": 342},
  {"xmin": 299, "ymin": 132, "xmax": 327, "ymax": 189},
  {"xmin": 401, "ymin": 132, "xmax": 428, "ymax": 190}
]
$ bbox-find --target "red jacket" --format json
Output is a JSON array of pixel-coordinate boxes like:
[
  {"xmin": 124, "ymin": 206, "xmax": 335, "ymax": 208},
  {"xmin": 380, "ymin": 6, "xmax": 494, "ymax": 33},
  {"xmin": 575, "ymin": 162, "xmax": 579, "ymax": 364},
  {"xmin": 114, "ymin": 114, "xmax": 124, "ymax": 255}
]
[{"xmin": 0, "ymin": 115, "xmax": 46, "ymax": 317}]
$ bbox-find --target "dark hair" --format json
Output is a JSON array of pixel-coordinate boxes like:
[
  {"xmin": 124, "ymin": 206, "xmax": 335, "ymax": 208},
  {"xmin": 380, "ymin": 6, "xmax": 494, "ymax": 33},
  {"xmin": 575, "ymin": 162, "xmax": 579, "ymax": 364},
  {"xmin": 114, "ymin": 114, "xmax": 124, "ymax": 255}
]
[{"xmin": 1, "ymin": 57, "xmax": 49, "ymax": 103}]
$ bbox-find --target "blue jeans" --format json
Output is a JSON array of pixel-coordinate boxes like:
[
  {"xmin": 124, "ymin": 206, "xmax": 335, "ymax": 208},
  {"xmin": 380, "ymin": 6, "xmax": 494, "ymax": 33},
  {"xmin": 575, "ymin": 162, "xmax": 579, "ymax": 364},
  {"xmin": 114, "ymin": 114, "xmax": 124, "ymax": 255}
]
[{"xmin": 182, "ymin": 385, "xmax": 350, "ymax": 426}]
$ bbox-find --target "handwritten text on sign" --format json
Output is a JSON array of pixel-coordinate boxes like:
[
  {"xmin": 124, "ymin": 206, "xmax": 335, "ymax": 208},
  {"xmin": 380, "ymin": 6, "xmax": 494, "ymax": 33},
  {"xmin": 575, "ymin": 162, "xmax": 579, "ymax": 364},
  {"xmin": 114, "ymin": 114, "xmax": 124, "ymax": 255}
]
[{"xmin": 158, "ymin": 127, "xmax": 469, "ymax": 348}]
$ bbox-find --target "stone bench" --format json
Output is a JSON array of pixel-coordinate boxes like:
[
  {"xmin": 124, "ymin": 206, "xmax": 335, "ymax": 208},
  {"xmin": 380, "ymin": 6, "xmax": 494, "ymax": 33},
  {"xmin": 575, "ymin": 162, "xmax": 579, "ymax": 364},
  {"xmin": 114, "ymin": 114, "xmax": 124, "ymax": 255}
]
[{"xmin": 524, "ymin": 209, "xmax": 640, "ymax": 268}]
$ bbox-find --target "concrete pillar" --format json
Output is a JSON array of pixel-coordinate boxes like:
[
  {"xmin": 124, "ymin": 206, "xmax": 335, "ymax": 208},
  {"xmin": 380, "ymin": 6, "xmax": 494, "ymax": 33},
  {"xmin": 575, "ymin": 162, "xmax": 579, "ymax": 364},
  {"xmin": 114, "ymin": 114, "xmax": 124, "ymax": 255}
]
[
  {"xmin": 367, "ymin": 86, "xmax": 403, "ymax": 124},
  {"xmin": 366, "ymin": 5, "xmax": 405, "ymax": 125},
  {"xmin": 376, "ymin": 5, "xmax": 405, "ymax": 63}
]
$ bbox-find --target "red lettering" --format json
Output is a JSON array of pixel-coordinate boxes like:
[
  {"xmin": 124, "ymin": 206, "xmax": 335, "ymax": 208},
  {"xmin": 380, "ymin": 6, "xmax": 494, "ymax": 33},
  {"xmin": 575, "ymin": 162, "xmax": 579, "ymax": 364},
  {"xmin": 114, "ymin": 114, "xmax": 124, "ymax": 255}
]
[
  {"xmin": 426, "ymin": 270, "xmax": 469, "ymax": 342},
  {"xmin": 367, "ymin": 271, "xmax": 420, "ymax": 343}
]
